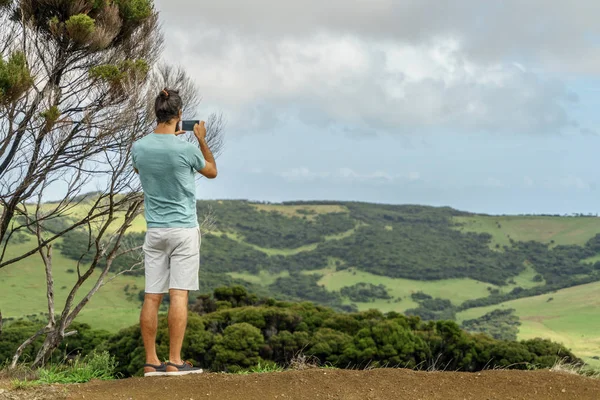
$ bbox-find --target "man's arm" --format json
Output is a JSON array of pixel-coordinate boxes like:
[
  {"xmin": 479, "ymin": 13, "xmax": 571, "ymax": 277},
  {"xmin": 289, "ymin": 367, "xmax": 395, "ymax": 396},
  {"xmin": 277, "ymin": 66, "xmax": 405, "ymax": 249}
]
[{"xmin": 194, "ymin": 122, "xmax": 218, "ymax": 179}]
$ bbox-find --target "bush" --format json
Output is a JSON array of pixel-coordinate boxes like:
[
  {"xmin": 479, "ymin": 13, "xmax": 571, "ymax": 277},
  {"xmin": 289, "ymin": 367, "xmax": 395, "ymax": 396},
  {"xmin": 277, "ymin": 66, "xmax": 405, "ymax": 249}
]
[
  {"xmin": 103, "ymin": 287, "xmax": 581, "ymax": 376},
  {"xmin": 340, "ymin": 283, "xmax": 391, "ymax": 302},
  {"xmin": 212, "ymin": 323, "xmax": 265, "ymax": 371}
]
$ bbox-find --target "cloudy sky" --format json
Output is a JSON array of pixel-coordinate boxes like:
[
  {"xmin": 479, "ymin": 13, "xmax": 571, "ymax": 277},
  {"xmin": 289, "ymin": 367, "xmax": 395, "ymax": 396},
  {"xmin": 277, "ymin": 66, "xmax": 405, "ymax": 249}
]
[{"xmin": 155, "ymin": 0, "xmax": 600, "ymax": 215}]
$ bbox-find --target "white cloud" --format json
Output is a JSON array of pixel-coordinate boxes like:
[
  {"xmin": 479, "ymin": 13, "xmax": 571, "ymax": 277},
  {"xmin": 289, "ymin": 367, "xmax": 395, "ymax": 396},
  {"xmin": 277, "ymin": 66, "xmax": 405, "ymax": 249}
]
[
  {"xmin": 176, "ymin": 33, "xmax": 575, "ymax": 135},
  {"xmin": 157, "ymin": 0, "xmax": 594, "ymax": 136}
]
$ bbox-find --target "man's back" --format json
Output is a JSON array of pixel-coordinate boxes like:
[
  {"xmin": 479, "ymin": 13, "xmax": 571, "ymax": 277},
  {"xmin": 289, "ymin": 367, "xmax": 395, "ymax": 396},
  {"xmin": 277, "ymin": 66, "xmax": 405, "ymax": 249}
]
[{"xmin": 132, "ymin": 133, "xmax": 205, "ymax": 228}]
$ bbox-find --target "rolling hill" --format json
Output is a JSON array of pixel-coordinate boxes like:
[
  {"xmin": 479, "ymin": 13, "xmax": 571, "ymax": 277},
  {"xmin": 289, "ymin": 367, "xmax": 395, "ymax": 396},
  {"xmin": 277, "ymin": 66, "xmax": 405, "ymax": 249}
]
[{"xmin": 2, "ymin": 199, "xmax": 600, "ymax": 365}]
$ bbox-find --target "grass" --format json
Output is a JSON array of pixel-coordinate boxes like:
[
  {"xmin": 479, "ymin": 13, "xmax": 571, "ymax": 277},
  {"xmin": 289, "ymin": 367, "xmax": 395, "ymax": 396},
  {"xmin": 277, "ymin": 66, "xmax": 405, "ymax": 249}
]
[
  {"xmin": 11, "ymin": 351, "xmax": 117, "ymax": 387},
  {"xmin": 227, "ymin": 261, "xmax": 545, "ymax": 314},
  {"xmin": 249, "ymin": 203, "xmax": 348, "ymax": 221},
  {"xmin": 38, "ymin": 200, "xmax": 147, "ymax": 234},
  {"xmin": 223, "ymin": 231, "xmax": 321, "ymax": 256},
  {"xmin": 454, "ymin": 215, "xmax": 600, "ymax": 249},
  {"xmin": 506, "ymin": 262, "xmax": 545, "ymax": 289},
  {"xmin": 581, "ymin": 254, "xmax": 600, "ymax": 264},
  {"xmin": 314, "ymin": 267, "xmax": 494, "ymax": 312},
  {"xmin": 235, "ymin": 362, "xmax": 285, "ymax": 375},
  {"xmin": 314, "ymin": 264, "xmax": 545, "ymax": 313},
  {"xmin": 227, "ymin": 270, "xmax": 290, "ymax": 285},
  {"xmin": 222, "ymin": 223, "xmax": 362, "ymax": 256},
  {"xmin": 0, "ymin": 239, "xmax": 144, "ymax": 332},
  {"xmin": 550, "ymin": 358, "xmax": 600, "ymax": 378},
  {"xmin": 456, "ymin": 280, "xmax": 600, "ymax": 367}
]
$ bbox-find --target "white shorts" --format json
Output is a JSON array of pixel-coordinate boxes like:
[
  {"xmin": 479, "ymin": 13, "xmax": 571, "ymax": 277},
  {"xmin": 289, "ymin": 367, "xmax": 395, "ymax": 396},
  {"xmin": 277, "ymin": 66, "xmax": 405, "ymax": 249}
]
[{"xmin": 143, "ymin": 227, "xmax": 200, "ymax": 293}]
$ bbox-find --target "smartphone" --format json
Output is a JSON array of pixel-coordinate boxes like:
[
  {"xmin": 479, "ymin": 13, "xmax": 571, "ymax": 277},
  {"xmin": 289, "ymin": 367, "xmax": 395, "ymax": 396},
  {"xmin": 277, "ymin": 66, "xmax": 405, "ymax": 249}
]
[{"xmin": 181, "ymin": 120, "xmax": 200, "ymax": 132}]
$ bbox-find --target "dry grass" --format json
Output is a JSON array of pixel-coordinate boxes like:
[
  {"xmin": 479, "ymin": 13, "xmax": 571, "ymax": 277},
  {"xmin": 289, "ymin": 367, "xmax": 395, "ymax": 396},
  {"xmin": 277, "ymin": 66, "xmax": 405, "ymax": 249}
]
[
  {"xmin": 0, "ymin": 365, "xmax": 39, "ymax": 382},
  {"xmin": 550, "ymin": 358, "xmax": 600, "ymax": 379},
  {"xmin": 288, "ymin": 353, "xmax": 322, "ymax": 371}
]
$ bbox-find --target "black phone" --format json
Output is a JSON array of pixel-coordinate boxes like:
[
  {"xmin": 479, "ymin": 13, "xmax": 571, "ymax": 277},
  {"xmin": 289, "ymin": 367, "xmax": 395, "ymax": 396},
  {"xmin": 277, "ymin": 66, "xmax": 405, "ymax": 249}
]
[{"xmin": 181, "ymin": 120, "xmax": 200, "ymax": 132}]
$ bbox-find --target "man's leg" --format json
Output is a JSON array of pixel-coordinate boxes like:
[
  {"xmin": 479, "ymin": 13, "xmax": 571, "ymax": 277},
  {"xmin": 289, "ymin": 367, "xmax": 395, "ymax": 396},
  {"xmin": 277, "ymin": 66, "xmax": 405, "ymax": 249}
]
[
  {"xmin": 140, "ymin": 293, "xmax": 164, "ymax": 369},
  {"xmin": 166, "ymin": 227, "xmax": 201, "ymax": 374},
  {"xmin": 168, "ymin": 289, "xmax": 189, "ymax": 364},
  {"xmin": 141, "ymin": 228, "xmax": 169, "ymax": 374}
]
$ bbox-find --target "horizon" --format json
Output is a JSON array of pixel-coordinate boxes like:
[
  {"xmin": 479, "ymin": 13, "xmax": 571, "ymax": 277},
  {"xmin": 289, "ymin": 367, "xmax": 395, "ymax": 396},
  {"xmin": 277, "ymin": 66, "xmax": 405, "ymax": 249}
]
[{"xmin": 44, "ymin": 193, "xmax": 600, "ymax": 217}]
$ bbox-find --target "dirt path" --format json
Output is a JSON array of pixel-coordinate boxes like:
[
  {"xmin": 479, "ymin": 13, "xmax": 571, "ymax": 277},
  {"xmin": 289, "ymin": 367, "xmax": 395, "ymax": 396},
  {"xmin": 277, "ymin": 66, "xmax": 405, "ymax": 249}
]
[{"xmin": 2, "ymin": 368, "xmax": 600, "ymax": 400}]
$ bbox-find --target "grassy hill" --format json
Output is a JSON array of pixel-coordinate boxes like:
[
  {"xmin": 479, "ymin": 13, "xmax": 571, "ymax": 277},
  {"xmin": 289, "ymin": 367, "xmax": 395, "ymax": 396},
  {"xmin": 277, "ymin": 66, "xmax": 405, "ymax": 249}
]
[
  {"xmin": 456, "ymin": 280, "xmax": 600, "ymax": 364},
  {"xmin": 3, "ymin": 199, "xmax": 600, "ymax": 365}
]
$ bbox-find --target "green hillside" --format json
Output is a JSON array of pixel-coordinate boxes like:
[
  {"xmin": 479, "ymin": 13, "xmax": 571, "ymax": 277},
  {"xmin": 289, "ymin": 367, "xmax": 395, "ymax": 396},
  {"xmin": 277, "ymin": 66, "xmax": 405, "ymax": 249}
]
[
  {"xmin": 456, "ymin": 281, "xmax": 600, "ymax": 365},
  {"xmin": 3, "ymin": 200, "xmax": 600, "ymax": 365}
]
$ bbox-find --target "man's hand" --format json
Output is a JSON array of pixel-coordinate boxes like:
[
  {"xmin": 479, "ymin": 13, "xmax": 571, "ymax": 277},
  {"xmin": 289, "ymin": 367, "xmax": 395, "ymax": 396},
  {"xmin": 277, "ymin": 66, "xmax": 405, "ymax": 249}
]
[
  {"xmin": 193, "ymin": 120, "xmax": 217, "ymax": 179},
  {"xmin": 174, "ymin": 121, "xmax": 186, "ymax": 136},
  {"xmin": 193, "ymin": 121, "xmax": 207, "ymax": 142}
]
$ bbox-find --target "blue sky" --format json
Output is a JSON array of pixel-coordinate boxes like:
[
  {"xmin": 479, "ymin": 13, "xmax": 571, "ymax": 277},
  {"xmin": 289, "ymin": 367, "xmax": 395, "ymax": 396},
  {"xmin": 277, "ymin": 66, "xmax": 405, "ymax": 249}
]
[{"xmin": 155, "ymin": 0, "xmax": 600, "ymax": 215}]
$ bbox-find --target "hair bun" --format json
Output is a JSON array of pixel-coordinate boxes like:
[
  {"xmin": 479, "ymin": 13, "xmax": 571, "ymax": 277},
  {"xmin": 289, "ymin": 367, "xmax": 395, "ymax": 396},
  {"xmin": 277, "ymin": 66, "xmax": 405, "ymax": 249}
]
[{"xmin": 160, "ymin": 88, "xmax": 169, "ymax": 99}]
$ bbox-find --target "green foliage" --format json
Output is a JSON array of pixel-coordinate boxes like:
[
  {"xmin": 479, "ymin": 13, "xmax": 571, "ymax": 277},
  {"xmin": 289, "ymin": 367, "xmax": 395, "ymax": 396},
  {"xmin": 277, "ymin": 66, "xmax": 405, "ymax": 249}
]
[
  {"xmin": 269, "ymin": 272, "xmax": 354, "ymax": 312},
  {"xmin": 89, "ymin": 59, "xmax": 149, "ymax": 85},
  {"xmin": 197, "ymin": 201, "xmax": 355, "ymax": 249},
  {"xmin": 102, "ymin": 287, "xmax": 580, "ymax": 376},
  {"xmin": 0, "ymin": 0, "xmax": 12, "ymax": 9},
  {"xmin": 57, "ymin": 230, "xmax": 145, "ymax": 275},
  {"xmin": 0, "ymin": 321, "xmax": 110, "ymax": 366},
  {"xmin": 461, "ymin": 309, "xmax": 521, "ymax": 341},
  {"xmin": 237, "ymin": 361, "xmax": 284, "ymax": 374},
  {"xmin": 39, "ymin": 106, "xmax": 60, "ymax": 128},
  {"xmin": 0, "ymin": 51, "xmax": 32, "ymax": 103},
  {"xmin": 114, "ymin": 0, "xmax": 153, "ymax": 23},
  {"xmin": 56, "ymin": 200, "xmax": 600, "ymax": 317},
  {"xmin": 89, "ymin": 64, "xmax": 122, "ymax": 82},
  {"xmin": 20, "ymin": 0, "xmax": 154, "ymax": 48},
  {"xmin": 317, "ymin": 222, "xmax": 522, "ymax": 285},
  {"xmin": 0, "ymin": 321, "xmax": 42, "ymax": 364},
  {"xmin": 411, "ymin": 292, "xmax": 432, "ymax": 301},
  {"xmin": 458, "ymin": 272, "xmax": 600, "ymax": 310},
  {"xmin": 340, "ymin": 283, "xmax": 391, "ymax": 302},
  {"xmin": 36, "ymin": 351, "xmax": 117, "ymax": 384},
  {"xmin": 212, "ymin": 323, "xmax": 265, "ymax": 371},
  {"xmin": 512, "ymin": 240, "xmax": 597, "ymax": 284},
  {"xmin": 120, "ymin": 59, "xmax": 150, "ymax": 77},
  {"xmin": 406, "ymin": 298, "xmax": 456, "ymax": 321},
  {"xmin": 10, "ymin": 351, "xmax": 117, "ymax": 386},
  {"xmin": 65, "ymin": 14, "xmax": 96, "ymax": 44},
  {"xmin": 0, "ymin": 231, "xmax": 30, "ymax": 245}
]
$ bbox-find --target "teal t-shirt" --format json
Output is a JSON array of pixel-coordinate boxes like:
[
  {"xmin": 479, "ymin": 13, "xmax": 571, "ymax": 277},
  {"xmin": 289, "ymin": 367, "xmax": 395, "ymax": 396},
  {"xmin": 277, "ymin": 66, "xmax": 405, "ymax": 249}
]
[{"xmin": 132, "ymin": 133, "xmax": 206, "ymax": 228}]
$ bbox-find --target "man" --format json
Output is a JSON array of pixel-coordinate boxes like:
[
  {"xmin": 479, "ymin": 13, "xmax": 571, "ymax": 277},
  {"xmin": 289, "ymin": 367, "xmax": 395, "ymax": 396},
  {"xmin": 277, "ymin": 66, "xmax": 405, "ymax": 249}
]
[{"xmin": 132, "ymin": 88, "xmax": 217, "ymax": 377}]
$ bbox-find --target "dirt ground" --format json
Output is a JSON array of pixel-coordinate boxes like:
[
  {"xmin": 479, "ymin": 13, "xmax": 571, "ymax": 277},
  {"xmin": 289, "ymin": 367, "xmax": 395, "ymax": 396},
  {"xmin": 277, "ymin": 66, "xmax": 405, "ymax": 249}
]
[{"xmin": 2, "ymin": 368, "xmax": 600, "ymax": 400}]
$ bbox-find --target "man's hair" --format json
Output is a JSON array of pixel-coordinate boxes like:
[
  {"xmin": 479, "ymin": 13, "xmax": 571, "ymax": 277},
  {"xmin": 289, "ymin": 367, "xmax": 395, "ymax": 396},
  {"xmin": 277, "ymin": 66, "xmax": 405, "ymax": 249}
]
[{"xmin": 155, "ymin": 88, "xmax": 183, "ymax": 123}]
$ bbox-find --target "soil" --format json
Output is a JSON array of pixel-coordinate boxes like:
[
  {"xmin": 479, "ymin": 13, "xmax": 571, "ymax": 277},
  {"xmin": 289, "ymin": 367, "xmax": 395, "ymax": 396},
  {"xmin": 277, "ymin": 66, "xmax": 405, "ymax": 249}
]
[{"xmin": 2, "ymin": 368, "xmax": 600, "ymax": 400}]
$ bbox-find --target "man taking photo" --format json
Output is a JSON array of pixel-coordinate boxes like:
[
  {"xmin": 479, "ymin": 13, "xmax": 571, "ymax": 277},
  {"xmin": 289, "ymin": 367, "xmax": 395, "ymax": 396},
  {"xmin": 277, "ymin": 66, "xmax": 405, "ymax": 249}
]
[{"xmin": 132, "ymin": 88, "xmax": 218, "ymax": 377}]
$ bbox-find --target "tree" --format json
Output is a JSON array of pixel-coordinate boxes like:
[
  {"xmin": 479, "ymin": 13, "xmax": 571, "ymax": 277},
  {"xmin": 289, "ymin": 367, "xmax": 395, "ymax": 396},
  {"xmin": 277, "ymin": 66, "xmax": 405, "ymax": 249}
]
[{"xmin": 0, "ymin": 0, "xmax": 223, "ymax": 367}]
